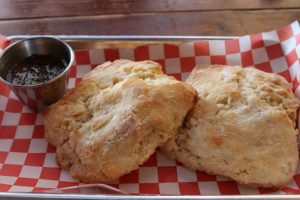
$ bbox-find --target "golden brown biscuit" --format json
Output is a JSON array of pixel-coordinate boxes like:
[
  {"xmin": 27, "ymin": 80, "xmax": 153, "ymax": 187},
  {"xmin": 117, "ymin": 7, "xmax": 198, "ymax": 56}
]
[
  {"xmin": 161, "ymin": 65, "xmax": 299, "ymax": 188},
  {"xmin": 43, "ymin": 59, "xmax": 197, "ymax": 183}
]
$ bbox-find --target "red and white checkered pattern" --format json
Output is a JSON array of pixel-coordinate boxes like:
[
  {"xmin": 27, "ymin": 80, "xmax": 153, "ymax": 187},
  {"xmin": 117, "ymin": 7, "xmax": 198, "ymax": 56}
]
[{"xmin": 1, "ymin": 21, "xmax": 300, "ymax": 195}]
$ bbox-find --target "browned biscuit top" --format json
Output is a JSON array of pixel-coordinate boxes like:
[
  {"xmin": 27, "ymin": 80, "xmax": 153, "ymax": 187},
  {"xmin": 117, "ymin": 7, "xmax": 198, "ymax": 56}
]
[
  {"xmin": 43, "ymin": 59, "xmax": 197, "ymax": 183},
  {"xmin": 162, "ymin": 65, "xmax": 299, "ymax": 188}
]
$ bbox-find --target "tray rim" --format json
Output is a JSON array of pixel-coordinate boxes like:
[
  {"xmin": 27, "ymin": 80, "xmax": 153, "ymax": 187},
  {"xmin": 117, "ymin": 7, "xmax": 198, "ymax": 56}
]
[
  {"xmin": 1, "ymin": 34, "xmax": 299, "ymax": 200},
  {"xmin": 7, "ymin": 35, "xmax": 238, "ymax": 41},
  {"xmin": 1, "ymin": 192, "xmax": 300, "ymax": 200}
]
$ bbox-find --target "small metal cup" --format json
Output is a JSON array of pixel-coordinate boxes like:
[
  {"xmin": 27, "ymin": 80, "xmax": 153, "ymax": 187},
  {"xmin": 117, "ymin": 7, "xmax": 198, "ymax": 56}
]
[{"xmin": 0, "ymin": 37, "xmax": 74, "ymax": 112}]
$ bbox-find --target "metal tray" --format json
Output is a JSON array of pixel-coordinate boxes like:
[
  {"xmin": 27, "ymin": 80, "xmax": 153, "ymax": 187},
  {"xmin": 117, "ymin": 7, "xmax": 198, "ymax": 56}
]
[{"xmin": 0, "ymin": 35, "xmax": 298, "ymax": 200}]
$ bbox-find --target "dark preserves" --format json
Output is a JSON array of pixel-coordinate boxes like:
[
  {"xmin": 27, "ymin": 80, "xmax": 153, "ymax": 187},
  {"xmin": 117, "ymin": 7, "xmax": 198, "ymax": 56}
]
[{"xmin": 6, "ymin": 54, "xmax": 66, "ymax": 85}]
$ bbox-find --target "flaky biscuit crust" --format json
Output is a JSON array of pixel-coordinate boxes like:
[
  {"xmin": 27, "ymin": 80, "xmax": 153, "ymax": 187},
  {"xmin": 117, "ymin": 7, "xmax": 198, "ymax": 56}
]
[
  {"xmin": 43, "ymin": 59, "xmax": 197, "ymax": 183},
  {"xmin": 162, "ymin": 65, "xmax": 299, "ymax": 188}
]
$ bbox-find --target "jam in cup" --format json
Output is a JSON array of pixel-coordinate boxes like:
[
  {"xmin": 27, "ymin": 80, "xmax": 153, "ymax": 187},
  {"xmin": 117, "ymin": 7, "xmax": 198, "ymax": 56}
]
[{"xmin": 0, "ymin": 37, "xmax": 74, "ymax": 112}]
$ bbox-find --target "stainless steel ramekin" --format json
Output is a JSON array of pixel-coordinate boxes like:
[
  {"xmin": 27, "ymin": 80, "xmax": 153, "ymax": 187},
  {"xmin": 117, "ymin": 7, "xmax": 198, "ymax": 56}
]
[{"xmin": 0, "ymin": 37, "xmax": 74, "ymax": 112}]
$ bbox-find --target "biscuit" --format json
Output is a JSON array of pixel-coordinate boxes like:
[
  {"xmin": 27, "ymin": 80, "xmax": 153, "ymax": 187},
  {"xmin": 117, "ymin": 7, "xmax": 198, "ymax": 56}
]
[
  {"xmin": 43, "ymin": 59, "xmax": 197, "ymax": 183},
  {"xmin": 161, "ymin": 65, "xmax": 299, "ymax": 188}
]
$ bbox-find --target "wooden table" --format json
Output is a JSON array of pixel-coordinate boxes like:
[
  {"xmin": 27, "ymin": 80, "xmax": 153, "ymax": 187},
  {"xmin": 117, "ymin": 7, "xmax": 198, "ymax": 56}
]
[{"xmin": 0, "ymin": 0, "xmax": 300, "ymax": 37}]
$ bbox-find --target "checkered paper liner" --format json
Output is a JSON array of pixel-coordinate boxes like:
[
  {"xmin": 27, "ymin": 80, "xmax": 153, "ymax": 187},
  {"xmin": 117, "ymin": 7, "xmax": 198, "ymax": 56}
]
[{"xmin": 1, "ymin": 21, "xmax": 300, "ymax": 196}]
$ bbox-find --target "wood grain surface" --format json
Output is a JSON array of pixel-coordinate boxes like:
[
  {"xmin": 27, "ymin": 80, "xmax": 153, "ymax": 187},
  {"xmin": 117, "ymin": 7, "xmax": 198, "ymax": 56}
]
[{"xmin": 0, "ymin": 0, "xmax": 299, "ymax": 36}]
